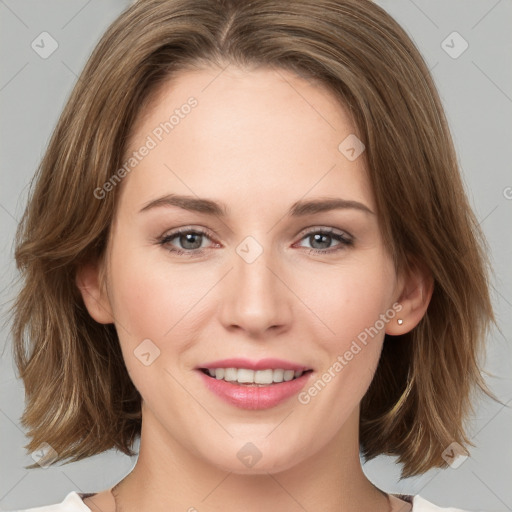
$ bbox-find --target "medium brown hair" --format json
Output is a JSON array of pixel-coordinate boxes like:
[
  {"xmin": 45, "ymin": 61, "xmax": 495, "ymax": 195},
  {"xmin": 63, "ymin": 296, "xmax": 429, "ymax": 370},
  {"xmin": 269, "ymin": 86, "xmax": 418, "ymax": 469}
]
[{"xmin": 12, "ymin": 0, "xmax": 495, "ymax": 477}]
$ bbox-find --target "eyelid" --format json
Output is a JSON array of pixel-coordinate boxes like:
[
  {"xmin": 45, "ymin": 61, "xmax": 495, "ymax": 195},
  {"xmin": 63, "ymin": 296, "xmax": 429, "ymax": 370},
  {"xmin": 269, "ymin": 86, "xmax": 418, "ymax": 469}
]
[
  {"xmin": 159, "ymin": 225, "xmax": 219, "ymax": 241},
  {"xmin": 158, "ymin": 226, "xmax": 221, "ymax": 249},
  {"xmin": 296, "ymin": 225, "xmax": 353, "ymax": 240}
]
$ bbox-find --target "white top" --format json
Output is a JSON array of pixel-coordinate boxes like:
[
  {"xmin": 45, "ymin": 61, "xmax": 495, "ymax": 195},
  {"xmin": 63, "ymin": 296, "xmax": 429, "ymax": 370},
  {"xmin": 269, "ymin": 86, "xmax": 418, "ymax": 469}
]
[{"xmin": 8, "ymin": 491, "xmax": 473, "ymax": 511}]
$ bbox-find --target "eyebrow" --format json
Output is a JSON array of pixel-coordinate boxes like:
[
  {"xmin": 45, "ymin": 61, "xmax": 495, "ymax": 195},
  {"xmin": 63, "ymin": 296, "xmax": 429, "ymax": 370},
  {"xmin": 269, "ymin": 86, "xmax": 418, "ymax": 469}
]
[{"xmin": 139, "ymin": 194, "xmax": 374, "ymax": 216}]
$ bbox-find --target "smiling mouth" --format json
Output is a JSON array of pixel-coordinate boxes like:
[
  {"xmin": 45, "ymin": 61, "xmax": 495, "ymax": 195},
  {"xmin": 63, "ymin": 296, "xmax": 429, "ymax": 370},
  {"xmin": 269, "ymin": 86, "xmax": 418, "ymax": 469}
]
[{"xmin": 199, "ymin": 367, "xmax": 314, "ymax": 386}]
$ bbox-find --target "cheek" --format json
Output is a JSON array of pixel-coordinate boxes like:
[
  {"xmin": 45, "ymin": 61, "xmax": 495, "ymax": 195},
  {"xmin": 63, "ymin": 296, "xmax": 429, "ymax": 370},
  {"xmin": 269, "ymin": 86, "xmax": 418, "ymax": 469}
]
[
  {"xmin": 106, "ymin": 241, "xmax": 223, "ymax": 384},
  {"xmin": 297, "ymin": 254, "xmax": 395, "ymax": 396},
  {"xmin": 108, "ymin": 243, "xmax": 207, "ymax": 338},
  {"xmin": 298, "ymin": 256, "xmax": 395, "ymax": 347},
  {"xmin": 106, "ymin": 246, "xmax": 202, "ymax": 403}
]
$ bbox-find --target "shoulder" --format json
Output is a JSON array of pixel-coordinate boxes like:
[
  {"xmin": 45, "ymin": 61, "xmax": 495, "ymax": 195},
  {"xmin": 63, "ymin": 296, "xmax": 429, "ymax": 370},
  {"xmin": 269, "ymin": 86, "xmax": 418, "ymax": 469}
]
[
  {"xmin": 6, "ymin": 492, "xmax": 91, "ymax": 512},
  {"xmin": 412, "ymin": 494, "xmax": 481, "ymax": 512}
]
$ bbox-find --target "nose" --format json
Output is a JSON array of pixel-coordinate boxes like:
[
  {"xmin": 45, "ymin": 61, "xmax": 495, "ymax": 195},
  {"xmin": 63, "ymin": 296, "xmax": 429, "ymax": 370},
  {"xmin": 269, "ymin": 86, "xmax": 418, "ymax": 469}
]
[{"xmin": 218, "ymin": 241, "xmax": 293, "ymax": 337}]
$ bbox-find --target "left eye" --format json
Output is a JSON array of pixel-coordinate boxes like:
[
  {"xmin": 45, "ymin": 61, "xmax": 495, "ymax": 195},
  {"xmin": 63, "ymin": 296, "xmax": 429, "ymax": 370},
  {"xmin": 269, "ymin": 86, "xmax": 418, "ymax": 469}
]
[{"xmin": 295, "ymin": 229, "xmax": 353, "ymax": 253}]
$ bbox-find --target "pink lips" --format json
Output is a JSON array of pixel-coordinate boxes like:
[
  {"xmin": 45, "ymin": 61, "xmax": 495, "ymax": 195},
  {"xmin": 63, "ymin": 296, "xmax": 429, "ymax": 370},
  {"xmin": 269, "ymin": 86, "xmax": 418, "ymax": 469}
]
[
  {"xmin": 198, "ymin": 357, "xmax": 310, "ymax": 372},
  {"xmin": 196, "ymin": 358, "xmax": 313, "ymax": 410}
]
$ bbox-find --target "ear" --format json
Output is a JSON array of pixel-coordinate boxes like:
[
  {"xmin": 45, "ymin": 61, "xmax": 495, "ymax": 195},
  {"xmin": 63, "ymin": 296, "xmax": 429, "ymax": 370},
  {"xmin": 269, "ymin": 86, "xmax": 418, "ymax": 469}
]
[
  {"xmin": 75, "ymin": 260, "xmax": 114, "ymax": 324},
  {"xmin": 386, "ymin": 259, "xmax": 434, "ymax": 335}
]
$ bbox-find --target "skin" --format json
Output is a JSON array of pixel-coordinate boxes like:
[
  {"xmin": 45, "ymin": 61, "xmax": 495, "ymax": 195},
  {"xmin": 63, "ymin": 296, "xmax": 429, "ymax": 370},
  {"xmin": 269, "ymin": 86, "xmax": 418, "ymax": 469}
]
[{"xmin": 77, "ymin": 64, "xmax": 432, "ymax": 512}]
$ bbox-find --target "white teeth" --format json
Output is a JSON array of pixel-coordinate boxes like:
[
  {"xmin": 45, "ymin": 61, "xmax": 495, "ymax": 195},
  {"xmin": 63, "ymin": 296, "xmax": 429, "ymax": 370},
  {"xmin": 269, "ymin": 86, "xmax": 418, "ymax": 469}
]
[
  {"xmin": 205, "ymin": 367, "xmax": 306, "ymax": 385},
  {"xmin": 237, "ymin": 369, "xmax": 254, "ymax": 383},
  {"xmin": 254, "ymin": 369, "xmax": 274, "ymax": 384},
  {"xmin": 224, "ymin": 368, "xmax": 238, "ymax": 382},
  {"xmin": 273, "ymin": 369, "xmax": 284, "ymax": 383},
  {"xmin": 283, "ymin": 370, "xmax": 295, "ymax": 381}
]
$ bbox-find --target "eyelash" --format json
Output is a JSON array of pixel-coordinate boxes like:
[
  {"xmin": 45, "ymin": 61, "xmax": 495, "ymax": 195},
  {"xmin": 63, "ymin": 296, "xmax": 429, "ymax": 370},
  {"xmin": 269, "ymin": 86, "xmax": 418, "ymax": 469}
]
[{"xmin": 157, "ymin": 226, "xmax": 354, "ymax": 257}]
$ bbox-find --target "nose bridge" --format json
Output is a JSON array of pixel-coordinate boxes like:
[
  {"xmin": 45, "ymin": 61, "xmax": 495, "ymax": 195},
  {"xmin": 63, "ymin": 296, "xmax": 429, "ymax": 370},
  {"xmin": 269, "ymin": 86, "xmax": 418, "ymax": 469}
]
[{"xmin": 220, "ymin": 234, "xmax": 291, "ymax": 334}]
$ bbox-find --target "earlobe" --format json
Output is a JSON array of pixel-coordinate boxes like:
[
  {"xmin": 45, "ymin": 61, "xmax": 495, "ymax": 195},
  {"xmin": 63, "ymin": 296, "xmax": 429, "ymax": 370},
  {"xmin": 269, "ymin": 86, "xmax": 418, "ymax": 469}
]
[
  {"xmin": 386, "ymin": 261, "xmax": 434, "ymax": 336},
  {"xmin": 75, "ymin": 261, "xmax": 114, "ymax": 324}
]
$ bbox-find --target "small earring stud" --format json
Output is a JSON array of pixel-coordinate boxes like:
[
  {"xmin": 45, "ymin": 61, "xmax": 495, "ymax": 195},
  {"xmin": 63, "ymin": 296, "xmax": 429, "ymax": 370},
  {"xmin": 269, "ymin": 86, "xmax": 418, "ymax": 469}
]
[{"xmin": 397, "ymin": 319, "xmax": 403, "ymax": 325}]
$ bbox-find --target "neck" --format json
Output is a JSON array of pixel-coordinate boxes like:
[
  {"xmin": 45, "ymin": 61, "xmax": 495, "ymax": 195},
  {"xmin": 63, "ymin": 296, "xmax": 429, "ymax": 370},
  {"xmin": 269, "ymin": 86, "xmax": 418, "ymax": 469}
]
[{"xmin": 111, "ymin": 404, "xmax": 390, "ymax": 512}]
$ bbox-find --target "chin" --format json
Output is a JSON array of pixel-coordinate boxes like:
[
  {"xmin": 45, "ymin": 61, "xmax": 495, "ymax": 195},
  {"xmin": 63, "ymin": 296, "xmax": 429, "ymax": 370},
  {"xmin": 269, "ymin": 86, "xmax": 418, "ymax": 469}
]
[{"xmin": 204, "ymin": 443, "xmax": 304, "ymax": 476}]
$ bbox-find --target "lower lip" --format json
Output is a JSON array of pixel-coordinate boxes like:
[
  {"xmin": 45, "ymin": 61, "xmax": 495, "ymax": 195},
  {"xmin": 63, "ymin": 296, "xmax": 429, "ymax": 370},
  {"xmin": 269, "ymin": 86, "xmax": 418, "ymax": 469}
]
[{"xmin": 197, "ymin": 370, "xmax": 312, "ymax": 410}]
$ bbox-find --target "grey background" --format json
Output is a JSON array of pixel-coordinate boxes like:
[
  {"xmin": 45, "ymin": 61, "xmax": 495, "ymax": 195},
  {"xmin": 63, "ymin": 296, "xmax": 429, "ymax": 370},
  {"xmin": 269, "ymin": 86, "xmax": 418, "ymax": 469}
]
[{"xmin": 1, "ymin": 0, "xmax": 511, "ymax": 510}]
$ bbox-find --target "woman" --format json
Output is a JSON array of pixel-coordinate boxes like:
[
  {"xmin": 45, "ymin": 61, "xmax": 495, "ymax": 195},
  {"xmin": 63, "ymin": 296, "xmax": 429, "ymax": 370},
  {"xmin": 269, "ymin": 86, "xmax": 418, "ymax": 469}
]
[{"xmin": 9, "ymin": 0, "xmax": 496, "ymax": 510}]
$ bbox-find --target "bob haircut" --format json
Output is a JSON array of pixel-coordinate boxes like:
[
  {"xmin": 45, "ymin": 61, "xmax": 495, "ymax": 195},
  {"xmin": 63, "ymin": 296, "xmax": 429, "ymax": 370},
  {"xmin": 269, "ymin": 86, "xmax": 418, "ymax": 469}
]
[{"xmin": 12, "ymin": 0, "xmax": 495, "ymax": 478}]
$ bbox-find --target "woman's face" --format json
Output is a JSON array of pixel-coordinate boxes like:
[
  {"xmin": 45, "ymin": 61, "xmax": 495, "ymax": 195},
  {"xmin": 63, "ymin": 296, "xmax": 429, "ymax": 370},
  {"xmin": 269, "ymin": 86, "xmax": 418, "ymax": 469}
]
[{"xmin": 100, "ymin": 65, "xmax": 401, "ymax": 473}]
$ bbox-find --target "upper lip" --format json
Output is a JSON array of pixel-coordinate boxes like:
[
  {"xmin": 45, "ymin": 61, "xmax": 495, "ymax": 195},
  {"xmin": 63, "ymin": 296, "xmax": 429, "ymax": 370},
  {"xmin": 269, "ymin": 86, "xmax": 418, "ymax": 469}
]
[{"xmin": 198, "ymin": 358, "xmax": 312, "ymax": 372}]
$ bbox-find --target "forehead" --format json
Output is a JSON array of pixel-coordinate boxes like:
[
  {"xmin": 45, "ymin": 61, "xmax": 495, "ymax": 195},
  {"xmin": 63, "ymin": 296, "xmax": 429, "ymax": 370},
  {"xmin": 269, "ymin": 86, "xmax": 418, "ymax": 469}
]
[{"xmin": 118, "ymin": 65, "xmax": 374, "ymax": 217}]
